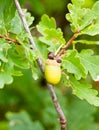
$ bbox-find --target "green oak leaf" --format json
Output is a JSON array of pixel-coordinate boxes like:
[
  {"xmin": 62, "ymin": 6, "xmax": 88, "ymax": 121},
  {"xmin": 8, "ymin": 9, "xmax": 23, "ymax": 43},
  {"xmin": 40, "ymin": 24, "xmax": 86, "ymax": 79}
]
[
  {"xmin": 66, "ymin": 1, "xmax": 94, "ymax": 32},
  {"xmin": 37, "ymin": 14, "xmax": 56, "ymax": 35},
  {"xmin": 4, "ymin": 60, "xmax": 23, "ymax": 77},
  {"xmin": 79, "ymin": 49, "xmax": 99, "ymax": 80},
  {"xmin": 8, "ymin": 10, "xmax": 23, "ymax": 34},
  {"xmin": 41, "ymin": 28, "xmax": 65, "ymax": 45},
  {"xmin": 0, "ymin": 0, "xmax": 15, "ymax": 23},
  {"xmin": 0, "ymin": 72, "xmax": 13, "ymax": 88},
  {"xmin": 23, "ymin": 9, "xmax": 34, "ymax": 27},
  {"xmin": 0, "ymin": 39, "xmax": 11, "ymax": 62},
  {"xmin": 8, "ymin": 44, "xmax": 30, "ymax": 69},
  {"xmin": 37, "ymin": 14, "xmax": 65, "ymax": 52},
  {"xmin": 81, "ymin": 19, "xmax": 99, "ymax": 36},
  {"xmin": 0, "ymin": 0, "xmax": 15, "ymax": 34},
  {"xmin": 62, "ymin": 50, "xmax": 86, "ymax": 80},
  {"xmin": 8, "ymin": 9, "xmax": 34, "ymax": 34},
  {"xmin": 39, "ymin": 28, "xmax": 65, "ymax": 52},
  {"xmin": 81, "ymin": 1, "xmax": 99, "ymax": 36},
  {"xmin": 70, "ymin": 75, "xmax": 99, "ymax": 106},
  {"xmin": 0, "ymin": 50, "xmax": 8, "ymax": 62}
]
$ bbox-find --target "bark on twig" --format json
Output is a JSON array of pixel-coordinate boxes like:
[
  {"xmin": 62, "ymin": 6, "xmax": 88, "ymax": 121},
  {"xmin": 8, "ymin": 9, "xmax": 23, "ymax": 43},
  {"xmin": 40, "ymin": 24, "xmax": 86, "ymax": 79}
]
[
  {"xmin": 14, "ymin": 0, "xmax": 67, "ymax": 129},
  {"xmin": 47, "ymin": 83, "xmax": 66, "ymax": 130}
]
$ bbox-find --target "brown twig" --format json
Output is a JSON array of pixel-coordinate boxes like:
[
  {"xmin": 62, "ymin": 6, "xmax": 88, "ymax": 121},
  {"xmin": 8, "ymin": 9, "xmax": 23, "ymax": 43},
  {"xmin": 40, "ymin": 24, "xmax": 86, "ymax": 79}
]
[
  {"xmin": 47, "ymin": 83, "xmax": 66, "ymax": 130},
  {"xmin": 0, "ymin": 34, "xmax": 19, "ymax": 44},
  {"xmin": 56, "ymin": 31, "xmax": 80, "ymax": 58},
  {"xmin": 14, "ymin": 0, "xmax": 67, "ymax": 130}
]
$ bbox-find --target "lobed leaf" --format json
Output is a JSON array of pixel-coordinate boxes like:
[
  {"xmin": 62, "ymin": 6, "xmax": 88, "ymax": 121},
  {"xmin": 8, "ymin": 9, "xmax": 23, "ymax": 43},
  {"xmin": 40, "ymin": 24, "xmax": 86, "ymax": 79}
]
[
  {"xmin": 70, "ymin": 75, "xmax": 99, "ymax": 106},
  {"xmin": 62, "ymin": 50, "xmax": 86, "ymax": 80},
  {"xmin": 0, "ymin": 40, "xmax": 10, "ymax": 62},
  {"xmin": 37, "ymin": 14, "xmax": 65, "ymax": 52},
  {"xmin": 37, "ymin": 14, "xmax": 56, "ymax": 35},
  {"xmin": 8, "ymin": 9, "xmax": 34, "ymax": 34},
  {"xmin": 79, "ymin": 49, "xmax": 99, "ymax": 80},
  {"xmin": 0, "ymin": 72, "xmax": 13, "ymax": 89},
  {"xmin": 8, "ymin": 45, "xmax": 30, "ymax": 69},
  {"xmin": 66, "ymin": 0, "xmax": 99, "ymax": 36},
  {"xmin": 66, "ymin": 0, "xmax": 95, "ymax": 32},
  {"xmin": 81, "ymin": 1, "xmax": 99, "ymax": 36}
]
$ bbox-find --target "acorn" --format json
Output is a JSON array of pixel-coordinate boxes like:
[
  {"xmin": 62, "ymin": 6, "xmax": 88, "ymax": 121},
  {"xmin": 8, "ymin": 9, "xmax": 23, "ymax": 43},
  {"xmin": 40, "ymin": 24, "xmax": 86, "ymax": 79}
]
[{"xmin": 44, "ymin": 59, "xmax": 61, "ymax": 85}]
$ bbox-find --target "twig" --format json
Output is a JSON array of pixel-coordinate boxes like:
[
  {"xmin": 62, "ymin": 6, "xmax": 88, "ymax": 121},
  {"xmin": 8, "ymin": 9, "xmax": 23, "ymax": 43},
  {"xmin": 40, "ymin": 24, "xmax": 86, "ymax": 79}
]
[
  {"xmin": 47, "ymin": 83, "xmax": 66, "ymax": 130},
  {"xmin": 14, "ymin": 0, "xmax": 67, "ymax": 130},
  {"xmin": 0, "ymin": 34, "xmax": 19, "ymax": 44},
  {"xmin": 56, "ymin": 31, "xmax": 79, "ymax": 57}
]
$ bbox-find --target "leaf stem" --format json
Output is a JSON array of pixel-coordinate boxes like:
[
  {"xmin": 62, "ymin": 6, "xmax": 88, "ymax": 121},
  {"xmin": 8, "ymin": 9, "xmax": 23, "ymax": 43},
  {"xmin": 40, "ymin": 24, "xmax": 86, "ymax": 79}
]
[
  {"xmin": 14, "ymin": 0, "xmax": 67, "ymax": 129},
  {"xmin": 56, "ymin": 31, "xmax": 80, "ymax": 57},
  {"xmin": 0, "ymin": 34, "xmax": 19, "ymax": 44}
]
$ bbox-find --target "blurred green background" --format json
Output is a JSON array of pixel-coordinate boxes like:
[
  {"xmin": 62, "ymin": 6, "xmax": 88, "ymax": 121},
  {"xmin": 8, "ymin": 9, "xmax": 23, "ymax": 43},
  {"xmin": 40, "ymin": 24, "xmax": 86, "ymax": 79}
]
[{"xmin": 0, "ymin": 0, "xmax": 99, "ymax": 130}]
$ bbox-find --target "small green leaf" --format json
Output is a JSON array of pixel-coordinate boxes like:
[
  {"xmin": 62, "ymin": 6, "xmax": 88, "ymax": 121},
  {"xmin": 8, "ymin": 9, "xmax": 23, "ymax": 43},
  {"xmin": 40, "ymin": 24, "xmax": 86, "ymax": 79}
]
[
  {"xmin": 62, "ymin": 50, "xmax": 86, "ymax": 80},
  {"xmin": 8, "ymin": 44, "xmax": 30, "ymax": 69},
  {"xmin": 44, "ymin": 28, "xmax": 65, "ymax": 45},
  {"xmin": 0, "ymin": 39, "xmax": 11, "ymax": 62},
  {"xmin": 37, "ymin": 14, "xmax": 56, "ymax": 35},
  {"xmin": 0, "ymin": 0, "xmax": 16, "ymax": 24},
  {"xmin": 0, "ymin": 50, "xmax": 8, "ymax": 62},
  {"xmin": 8, "ymin": 11, "xmax": 23, "ymax": 34},
  {"xmin": 66, "ymin": 1, "xmax": 95, "ymax": 32},
  {"xmin": 39, "ymin": 28, "xmax": 65, "ymax": 52},
  {"xmin": 70, "ymin": 75, "xmax": 99, "ymax": 106},
  {"xmin": 8, "ymin": 9, "xmax": 34, "ymax": 34},
  {"xmin": 79, "ymin": 49, "xmax": 99, "ymax": 80},
  {"xmin": 37, "ymin": 14, "xmax": 65, "ymax": 52},
  {"xmin": 23, "ymin": 9, "xmax": 34, "ymax": 27},
  {"xmin": 81, "ymin": 1, "xmax": 99, "ymax": 36},
  {"xmin": 0, "ymin": 72, "xmax": 13, "ymax": 88}
]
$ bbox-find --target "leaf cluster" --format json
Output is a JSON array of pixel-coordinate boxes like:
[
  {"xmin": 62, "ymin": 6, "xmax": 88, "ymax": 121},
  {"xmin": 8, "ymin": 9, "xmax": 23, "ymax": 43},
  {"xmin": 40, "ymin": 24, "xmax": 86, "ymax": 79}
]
[{"xmin": 0, "ymin": 0, "xmax": 99, "ymax": 107}]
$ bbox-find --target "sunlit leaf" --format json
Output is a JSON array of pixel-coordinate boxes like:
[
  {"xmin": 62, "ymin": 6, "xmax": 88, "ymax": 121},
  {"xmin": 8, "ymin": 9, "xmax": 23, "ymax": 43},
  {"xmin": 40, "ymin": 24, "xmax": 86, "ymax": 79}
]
[
  {"xmin": 37, "ymin": 14, "xmax": 56, "ymax": 35},
  {"xmin": 37, "ymin": 14, "xmax": 65, "ymax": 52},
  {"xmin": 66, "ymin": 1, "xmax": 95, "ymax": 32}
]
